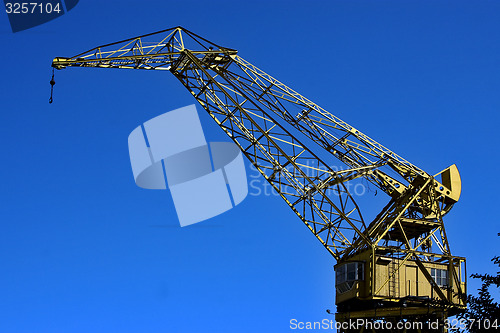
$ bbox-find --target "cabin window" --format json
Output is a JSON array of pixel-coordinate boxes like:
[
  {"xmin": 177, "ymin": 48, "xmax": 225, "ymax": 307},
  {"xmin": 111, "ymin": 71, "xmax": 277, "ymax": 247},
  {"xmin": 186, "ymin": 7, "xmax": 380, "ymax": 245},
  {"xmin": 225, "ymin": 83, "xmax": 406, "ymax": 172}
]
[
  {"xmin": 431, "ymin": 268, "xmax": 448, "ymax": 287},
  {"xmin": 335, "ymin": 262, "xmax": 364, "ymax": 293}
]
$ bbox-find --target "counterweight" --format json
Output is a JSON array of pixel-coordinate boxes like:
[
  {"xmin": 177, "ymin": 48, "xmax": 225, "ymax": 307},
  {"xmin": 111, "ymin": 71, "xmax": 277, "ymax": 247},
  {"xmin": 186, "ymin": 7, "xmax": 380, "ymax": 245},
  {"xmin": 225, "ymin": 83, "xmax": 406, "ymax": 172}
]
[{"xmin": 53, "ymin": 27, "xmax": 466, "ymax": 331}]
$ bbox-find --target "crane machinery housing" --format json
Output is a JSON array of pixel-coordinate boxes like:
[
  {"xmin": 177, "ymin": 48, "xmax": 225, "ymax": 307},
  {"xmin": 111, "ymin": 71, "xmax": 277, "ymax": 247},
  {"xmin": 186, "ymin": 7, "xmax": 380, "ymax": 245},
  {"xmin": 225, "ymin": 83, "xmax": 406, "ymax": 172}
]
[{"xmin": 52, "ymin": 27, "xmax": 467, "ymax": 332}]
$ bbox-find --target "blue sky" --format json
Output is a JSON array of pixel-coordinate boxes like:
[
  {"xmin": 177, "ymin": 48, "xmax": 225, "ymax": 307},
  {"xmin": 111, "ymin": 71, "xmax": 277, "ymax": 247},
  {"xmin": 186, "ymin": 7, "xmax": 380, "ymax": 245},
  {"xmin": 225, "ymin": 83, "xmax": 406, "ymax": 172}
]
[{"xmin": 0, "ymin": 1, "xmax": 499, "ymax": 332}]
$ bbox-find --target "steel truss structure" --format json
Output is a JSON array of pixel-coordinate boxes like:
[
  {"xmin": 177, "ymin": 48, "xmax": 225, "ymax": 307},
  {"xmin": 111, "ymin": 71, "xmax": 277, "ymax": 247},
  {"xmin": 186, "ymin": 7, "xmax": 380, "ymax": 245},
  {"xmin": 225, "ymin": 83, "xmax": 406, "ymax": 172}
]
[{"xmin": 53, "ymin": 27, "xmax": 467, "ymax": 331}]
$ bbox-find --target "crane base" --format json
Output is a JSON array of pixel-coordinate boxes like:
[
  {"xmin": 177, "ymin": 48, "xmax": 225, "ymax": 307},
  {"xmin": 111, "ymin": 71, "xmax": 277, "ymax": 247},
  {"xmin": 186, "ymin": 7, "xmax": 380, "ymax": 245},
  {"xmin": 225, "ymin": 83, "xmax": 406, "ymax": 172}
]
[{"xmin": 335, "ymin": 307, "xmax": 453, "ymax": 333}]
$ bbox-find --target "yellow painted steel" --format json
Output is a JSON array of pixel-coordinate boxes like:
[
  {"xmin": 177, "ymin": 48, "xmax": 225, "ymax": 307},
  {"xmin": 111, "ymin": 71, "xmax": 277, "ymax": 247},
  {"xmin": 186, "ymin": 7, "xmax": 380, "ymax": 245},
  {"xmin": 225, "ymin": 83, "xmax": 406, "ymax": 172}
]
[{"xmin": 53, "ymin": 27, "xmax": 467, "ymax": 331}]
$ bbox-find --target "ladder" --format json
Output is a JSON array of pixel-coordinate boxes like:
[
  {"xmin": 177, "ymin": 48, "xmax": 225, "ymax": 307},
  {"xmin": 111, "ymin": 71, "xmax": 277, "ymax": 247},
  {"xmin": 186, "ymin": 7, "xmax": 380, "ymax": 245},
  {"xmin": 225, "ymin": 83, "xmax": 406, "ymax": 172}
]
[{"xmin": 388, "ymin": 256, "xmax": 400, "ymax": 298}]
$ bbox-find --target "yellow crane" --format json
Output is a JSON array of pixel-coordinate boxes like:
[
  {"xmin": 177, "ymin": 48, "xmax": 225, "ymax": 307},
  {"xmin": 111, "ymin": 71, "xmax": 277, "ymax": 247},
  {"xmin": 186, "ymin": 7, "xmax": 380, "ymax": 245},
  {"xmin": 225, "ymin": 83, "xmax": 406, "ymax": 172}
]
[{"xmin": 52, "ymin": 27, "xmax": 466, "ymax": 332}]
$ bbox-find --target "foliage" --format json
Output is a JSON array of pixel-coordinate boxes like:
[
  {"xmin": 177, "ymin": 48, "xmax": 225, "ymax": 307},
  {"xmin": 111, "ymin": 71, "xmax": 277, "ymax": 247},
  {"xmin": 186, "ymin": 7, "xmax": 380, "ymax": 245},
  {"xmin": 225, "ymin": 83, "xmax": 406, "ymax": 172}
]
[{"xmin": 454, "ymin": 233, "xmax": 500, "ymax": 332}]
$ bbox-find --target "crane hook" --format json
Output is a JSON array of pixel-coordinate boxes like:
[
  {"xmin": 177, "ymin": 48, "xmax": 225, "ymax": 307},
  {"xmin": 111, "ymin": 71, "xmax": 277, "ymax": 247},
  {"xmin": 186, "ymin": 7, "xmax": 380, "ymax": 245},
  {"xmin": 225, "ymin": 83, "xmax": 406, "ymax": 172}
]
[{"xmin": 49, "ymin": 68, "xmax": 55, "ymax": 104}]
